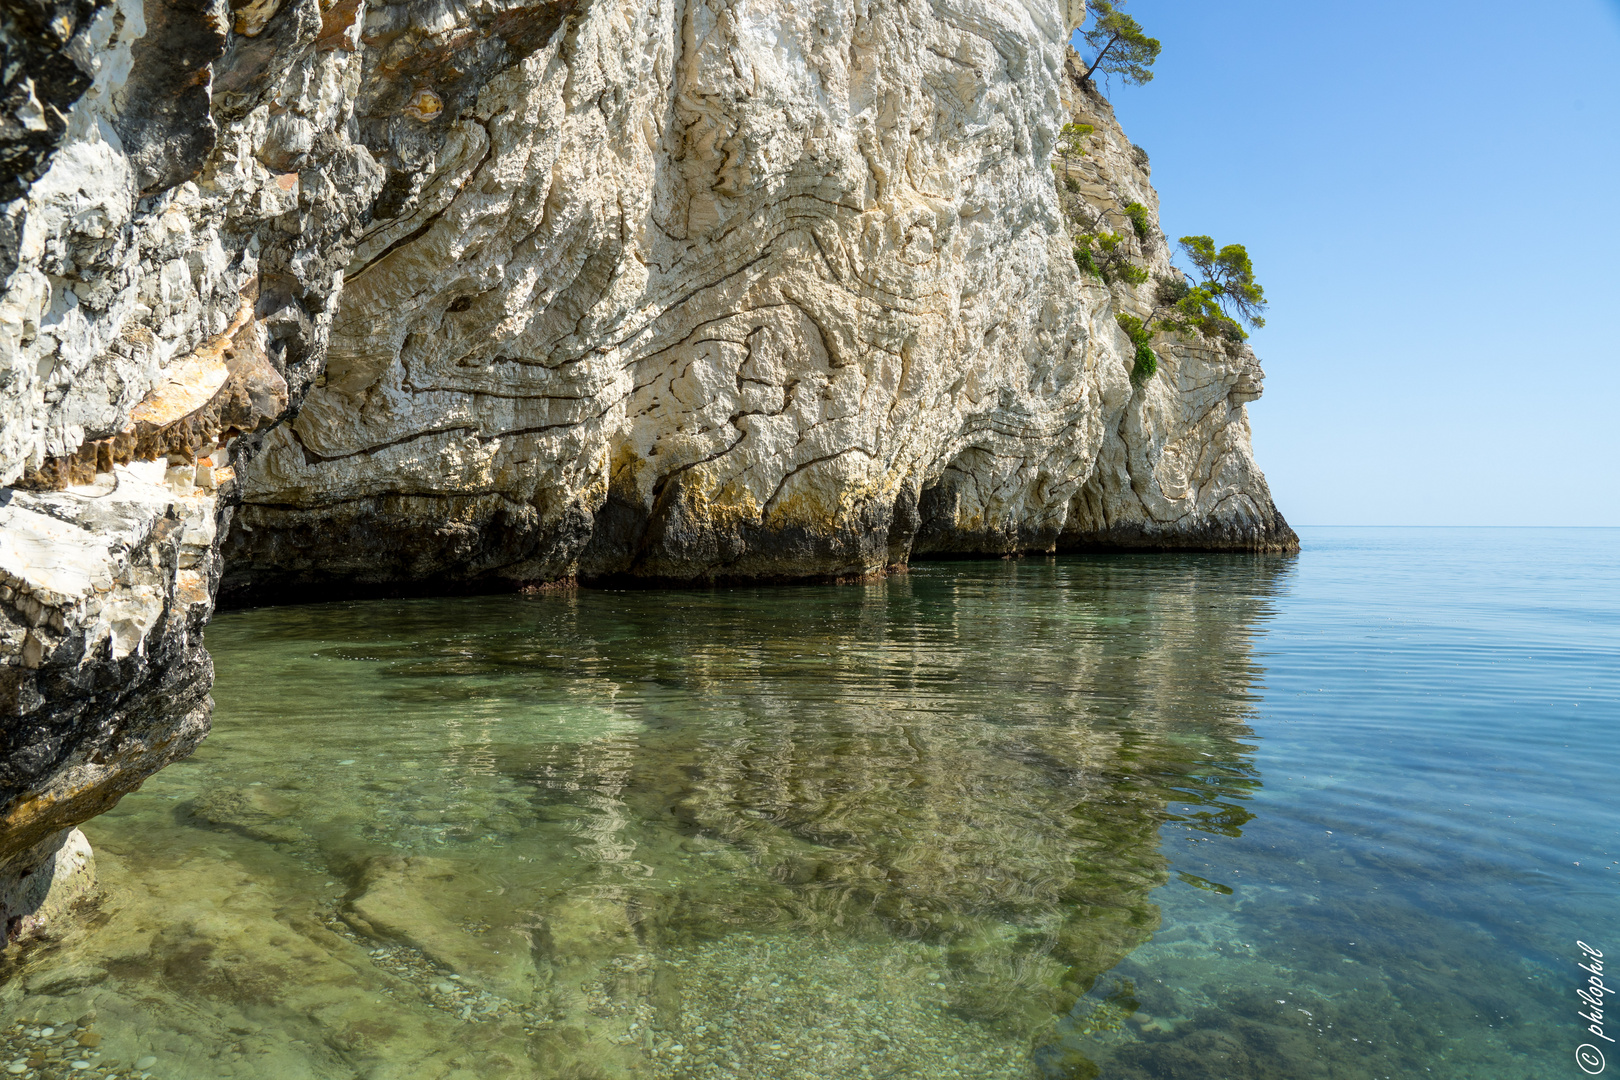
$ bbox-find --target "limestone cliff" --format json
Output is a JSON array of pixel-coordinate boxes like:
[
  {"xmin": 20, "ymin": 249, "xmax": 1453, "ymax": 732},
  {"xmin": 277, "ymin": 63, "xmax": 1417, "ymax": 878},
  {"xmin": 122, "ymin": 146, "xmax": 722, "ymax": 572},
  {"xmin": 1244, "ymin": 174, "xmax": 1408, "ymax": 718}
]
[
  {"xmin": 0, "ymin": 0, "xmax": 380, "ymax": 940},
  {"xmin": 0, "ymin": 0, "xmax": 1294, "ymax": 940},
  {"xmin": 1051, "ymin": 65, "xmax": 1294, "ymax": 553},
  {"xmin": 220, "ymin": 0, "xmax": 1293, "ymax": 601}
]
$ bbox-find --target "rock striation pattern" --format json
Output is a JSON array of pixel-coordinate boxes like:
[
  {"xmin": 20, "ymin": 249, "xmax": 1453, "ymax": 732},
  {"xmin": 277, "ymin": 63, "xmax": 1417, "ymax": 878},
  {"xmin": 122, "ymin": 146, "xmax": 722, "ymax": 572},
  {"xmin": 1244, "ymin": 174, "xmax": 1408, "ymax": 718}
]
[
  {"xmin": 220, "ymin": 0, "xmax": 1294, "ymax": 601},
  {"xmin": 0, "ymin": 0, "xmax": 1293, "ymax": 941},
  {"xmin": 1051, "ymin": 69, "xmax": 1295, "ymax": 553}
]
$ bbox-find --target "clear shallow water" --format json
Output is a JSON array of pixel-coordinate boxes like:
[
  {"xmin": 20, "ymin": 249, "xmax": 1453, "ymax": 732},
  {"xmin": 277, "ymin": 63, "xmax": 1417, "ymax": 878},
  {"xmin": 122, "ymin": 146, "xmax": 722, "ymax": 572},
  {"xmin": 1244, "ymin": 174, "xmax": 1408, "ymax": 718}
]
[{"xmin": 1, "ymin": 528, "xmax": 1616, "ymax": 1079}]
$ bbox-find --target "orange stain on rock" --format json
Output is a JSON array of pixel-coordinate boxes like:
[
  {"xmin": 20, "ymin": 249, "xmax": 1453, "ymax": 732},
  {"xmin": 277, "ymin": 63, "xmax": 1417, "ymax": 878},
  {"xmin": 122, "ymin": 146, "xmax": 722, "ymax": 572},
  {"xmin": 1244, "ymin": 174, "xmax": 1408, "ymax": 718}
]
[{"xmin": 404, "ymin": 89, "xmax": 443, "ymax": 122}]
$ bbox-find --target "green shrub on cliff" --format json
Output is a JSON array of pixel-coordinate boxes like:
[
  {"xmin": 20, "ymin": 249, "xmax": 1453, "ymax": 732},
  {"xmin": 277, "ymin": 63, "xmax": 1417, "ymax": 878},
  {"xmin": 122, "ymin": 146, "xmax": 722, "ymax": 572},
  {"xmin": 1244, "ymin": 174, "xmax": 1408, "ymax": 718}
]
[
  {"xmin": 1178, "ymin": 235, "xmax": 1267, "ymax": 328},
  {"xmin": 1100, "ymin": 236, "xmax": 1270, "ymax": 382},
  {"xmin": 1074, "ymin": 246, "xmax": 1101, "ymax": 278},
  {"xmin": 1124, "ymin": 201, "xmax": 1153, "ymax": 244},
  {"xmin": 1055, "ymin": 122, "xmax": 1094, "ymax": 175},
  {"xmin": 1074, "ymin": 231, "xmax": 1150, "ymax": 286},
  {"xmin": 1066, "ymin": 199, "xmax": 1153, "ymax": 283},
  {"xmin": 1116, "ymin": 313, "xmax": 1158, "ymax": 380},
  {"xmin": 1080, "ymin": 1, "xmax": 1161, "ymax": 87}
]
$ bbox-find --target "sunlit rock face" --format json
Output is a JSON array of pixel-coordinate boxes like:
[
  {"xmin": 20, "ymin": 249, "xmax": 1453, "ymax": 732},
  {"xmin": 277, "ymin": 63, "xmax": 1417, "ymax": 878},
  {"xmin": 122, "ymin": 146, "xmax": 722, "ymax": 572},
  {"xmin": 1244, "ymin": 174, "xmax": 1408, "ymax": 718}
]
[
  {"xmin": 221, "ymin": 0, "xmax": 1291, "ymax": 601},
  {"xmin": 1048, "ymin": 75, "xmax": 1296, "ymax": 554},
  {"xmin": 225, "ymin": 0, "xmax": 1112, "ymax": 596}
]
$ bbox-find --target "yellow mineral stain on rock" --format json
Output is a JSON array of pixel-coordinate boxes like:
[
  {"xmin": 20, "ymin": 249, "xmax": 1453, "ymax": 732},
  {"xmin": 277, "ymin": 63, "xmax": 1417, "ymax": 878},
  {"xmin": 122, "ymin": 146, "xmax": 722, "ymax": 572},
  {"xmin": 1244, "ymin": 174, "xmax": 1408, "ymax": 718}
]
[
  {"xmin": 231, "ymin": 0, "xmax": 282, "ymax": 36},
  {"xmin": 608, "ymin": 444, "xmax": 646, "ymax": 498},
  {"xmin": 404, "ymin": 90, "xmax": 443, "ymax": 123},
  {"xmin": 314, "ymin": 0, "xmax": 363, "ymax": 50},
  {"xmin": 764, "ymin": 463, "xmax": 887, "ymax": 532},
  {"xmin": 0, "ymin": 777, "xmax": 124, "ymax": 857},
  {"xmin": 678, "ymin": 467, "xmax": 761, "ymax": 531},
  {"xmin": 176, "ymin": 569, "xmax": 210, "ymax": 606},
  {"xmin": 765, "ymin": 488, "xmax": 839, "ymax": 532},
  {"xmin": 128, "ymin": 357, "xmax": 230, "ymax": 430}
]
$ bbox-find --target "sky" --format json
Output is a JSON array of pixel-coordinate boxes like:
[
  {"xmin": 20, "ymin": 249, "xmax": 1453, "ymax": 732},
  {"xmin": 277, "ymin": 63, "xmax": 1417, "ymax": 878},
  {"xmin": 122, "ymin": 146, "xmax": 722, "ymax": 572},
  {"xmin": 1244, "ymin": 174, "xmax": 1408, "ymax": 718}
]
[{"xmin": 1073, "ymin": 0, "xmax": 1620, "ymax": 526}]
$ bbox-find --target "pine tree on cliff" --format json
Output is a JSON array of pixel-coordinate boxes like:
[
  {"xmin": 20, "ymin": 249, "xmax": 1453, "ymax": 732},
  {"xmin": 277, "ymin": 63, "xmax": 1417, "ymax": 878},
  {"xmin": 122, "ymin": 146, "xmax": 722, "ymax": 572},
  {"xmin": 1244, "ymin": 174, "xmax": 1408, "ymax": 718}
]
[
  {"xmin": 1080, "ymin": 1, "xmax": 1161, "ymax": 88},
  {"xmin": 1112, "ymin": 237, "xmax": 1269, "ymax": 380},
  {"xmin": 1149, "ymin": 236, "xmax": 1268, "ymax": 346}
]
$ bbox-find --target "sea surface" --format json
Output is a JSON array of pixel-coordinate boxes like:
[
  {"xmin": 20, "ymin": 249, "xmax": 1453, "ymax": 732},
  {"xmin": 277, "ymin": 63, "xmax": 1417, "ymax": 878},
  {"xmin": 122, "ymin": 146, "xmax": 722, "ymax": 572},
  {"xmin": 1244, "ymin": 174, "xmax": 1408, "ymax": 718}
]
[{"xmin": 2, "ymin": 528, "xmax": 1616, "ymax": 1079}]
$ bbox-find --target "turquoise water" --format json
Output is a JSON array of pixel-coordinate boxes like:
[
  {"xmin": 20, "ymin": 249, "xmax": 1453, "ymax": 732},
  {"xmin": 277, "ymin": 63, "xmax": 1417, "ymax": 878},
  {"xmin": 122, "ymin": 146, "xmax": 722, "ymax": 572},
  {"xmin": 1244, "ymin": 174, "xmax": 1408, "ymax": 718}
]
[{"xmin": 1, "ymin": 528, "xmax": 1616, "ymax": 1079}]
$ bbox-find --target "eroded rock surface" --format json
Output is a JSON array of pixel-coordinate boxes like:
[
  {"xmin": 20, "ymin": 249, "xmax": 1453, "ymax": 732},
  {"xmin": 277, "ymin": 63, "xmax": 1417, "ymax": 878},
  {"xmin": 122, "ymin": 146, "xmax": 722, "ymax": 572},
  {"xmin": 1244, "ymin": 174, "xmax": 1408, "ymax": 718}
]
[
  {"xmin": 221, "ymin": 0, "xmax": 1293, "ymax": 602},
  {"xmin": 0, "ymin": 0, "xmax": 377, "ymax": 938},
  {"xmin": 1051, "ymin": 73, "xmax": 1295, "ymax": 553}
]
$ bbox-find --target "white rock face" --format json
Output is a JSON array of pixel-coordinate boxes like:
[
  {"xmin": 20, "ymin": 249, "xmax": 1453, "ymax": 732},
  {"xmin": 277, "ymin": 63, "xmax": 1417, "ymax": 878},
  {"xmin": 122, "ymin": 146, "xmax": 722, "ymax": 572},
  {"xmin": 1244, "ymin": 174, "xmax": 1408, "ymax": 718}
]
[
  {"xmin": 1, "ymin": 0, "xmax": 377, "ymax": 488},
  {"xmin": 0, "ymin": 827, "xmax": 96, "ymax": 948},
  {"xmin": 225, "ymin": 0, "xmax": 1291, "ymax": 599},
  {"xmin": 0, "ymin": 465, "xmax": 218, "ymax": 940}
]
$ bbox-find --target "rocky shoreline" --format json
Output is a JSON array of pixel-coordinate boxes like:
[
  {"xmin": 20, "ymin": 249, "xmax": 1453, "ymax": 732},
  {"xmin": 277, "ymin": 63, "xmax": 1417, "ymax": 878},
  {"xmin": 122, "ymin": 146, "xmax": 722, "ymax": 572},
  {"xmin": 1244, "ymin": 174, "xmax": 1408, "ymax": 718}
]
[{"xmin": 1, "ymin": 0, "xmax": 1294, "ymax": 949}]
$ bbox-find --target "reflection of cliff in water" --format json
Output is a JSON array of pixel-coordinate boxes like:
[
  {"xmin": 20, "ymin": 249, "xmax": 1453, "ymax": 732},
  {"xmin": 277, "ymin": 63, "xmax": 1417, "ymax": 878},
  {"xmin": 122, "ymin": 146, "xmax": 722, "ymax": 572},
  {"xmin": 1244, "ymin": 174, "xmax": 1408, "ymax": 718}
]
[
  {"xmin": 463, "ymin": 555, "xmax": 1291, "ymax": 1065},
  {"xmin": 1, "ymin": 555, "xmax": 1290, "ymax": 1079}
]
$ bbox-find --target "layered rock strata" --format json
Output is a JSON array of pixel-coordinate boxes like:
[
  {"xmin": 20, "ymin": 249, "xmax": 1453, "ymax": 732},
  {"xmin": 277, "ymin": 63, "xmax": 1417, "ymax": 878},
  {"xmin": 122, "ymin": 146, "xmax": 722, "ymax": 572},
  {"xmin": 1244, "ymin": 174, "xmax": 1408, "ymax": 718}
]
[
  {"xmin": 220, "ymin": 0, "xmax": 1294, "ymax": 602},
  {"xmin": 1051, "ymin": 70, "xmax": 1295, "ymax": 553},
  {"xmin": 0, "ymin": 0, "xmax": 1294, "ymax": 942}
]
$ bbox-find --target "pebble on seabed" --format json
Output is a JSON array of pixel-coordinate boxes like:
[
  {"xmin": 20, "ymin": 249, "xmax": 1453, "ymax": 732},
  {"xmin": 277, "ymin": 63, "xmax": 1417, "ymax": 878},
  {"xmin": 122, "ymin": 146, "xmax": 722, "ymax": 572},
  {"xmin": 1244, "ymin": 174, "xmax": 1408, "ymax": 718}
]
[{"xmin": 0, "ymin": 1013, "xmax": 153, "ymax": 1080}]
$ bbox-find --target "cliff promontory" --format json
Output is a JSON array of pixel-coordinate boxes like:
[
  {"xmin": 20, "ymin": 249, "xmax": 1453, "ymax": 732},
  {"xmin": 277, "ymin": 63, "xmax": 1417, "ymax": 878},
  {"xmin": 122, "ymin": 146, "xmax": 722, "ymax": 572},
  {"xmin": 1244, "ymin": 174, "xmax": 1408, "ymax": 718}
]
[{"xmin": 0, "ymin": 0, "xmax": 1294, "ymax": 941}]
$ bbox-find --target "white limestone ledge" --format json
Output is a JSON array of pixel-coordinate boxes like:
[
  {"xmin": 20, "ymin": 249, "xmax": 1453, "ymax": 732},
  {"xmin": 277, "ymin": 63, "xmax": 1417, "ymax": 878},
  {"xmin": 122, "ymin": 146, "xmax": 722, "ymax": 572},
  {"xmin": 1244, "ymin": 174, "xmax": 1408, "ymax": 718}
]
[{"xmin": 0, "ymin": 460, "xmax": 222, "ymax": 672}]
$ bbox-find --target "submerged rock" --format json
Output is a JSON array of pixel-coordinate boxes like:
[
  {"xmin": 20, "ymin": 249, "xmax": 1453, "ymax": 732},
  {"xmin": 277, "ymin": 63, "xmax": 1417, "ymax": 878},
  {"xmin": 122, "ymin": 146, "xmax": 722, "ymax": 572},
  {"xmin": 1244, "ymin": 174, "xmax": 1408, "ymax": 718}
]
[
  {"xmin": 0, "ymin": 829, "xmax": 95, "ymax": 951},
  {"xmin": 343, "ymin": 853, "xmax": 541, "ymax": 1001},
  {"xmin": 0, "ymin": 554, "xmax": 1288, "ymax": 1075}
]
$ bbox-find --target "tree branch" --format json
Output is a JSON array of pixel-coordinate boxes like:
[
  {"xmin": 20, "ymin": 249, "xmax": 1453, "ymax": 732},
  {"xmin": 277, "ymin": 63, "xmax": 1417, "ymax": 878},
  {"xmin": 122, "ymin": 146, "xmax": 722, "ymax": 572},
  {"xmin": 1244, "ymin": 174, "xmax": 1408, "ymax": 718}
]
[{"xmin": 1083, "ymin": 33, "xmax": 1121, "ymax": 81}]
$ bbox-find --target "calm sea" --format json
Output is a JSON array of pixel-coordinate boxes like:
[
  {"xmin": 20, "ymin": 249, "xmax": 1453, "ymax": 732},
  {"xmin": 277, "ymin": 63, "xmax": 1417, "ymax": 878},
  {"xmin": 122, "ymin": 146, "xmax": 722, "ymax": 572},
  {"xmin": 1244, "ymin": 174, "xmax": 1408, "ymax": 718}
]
[{"xmin": 1, "ymin": 527, "xmax": 1615, "ymax": 1080}]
